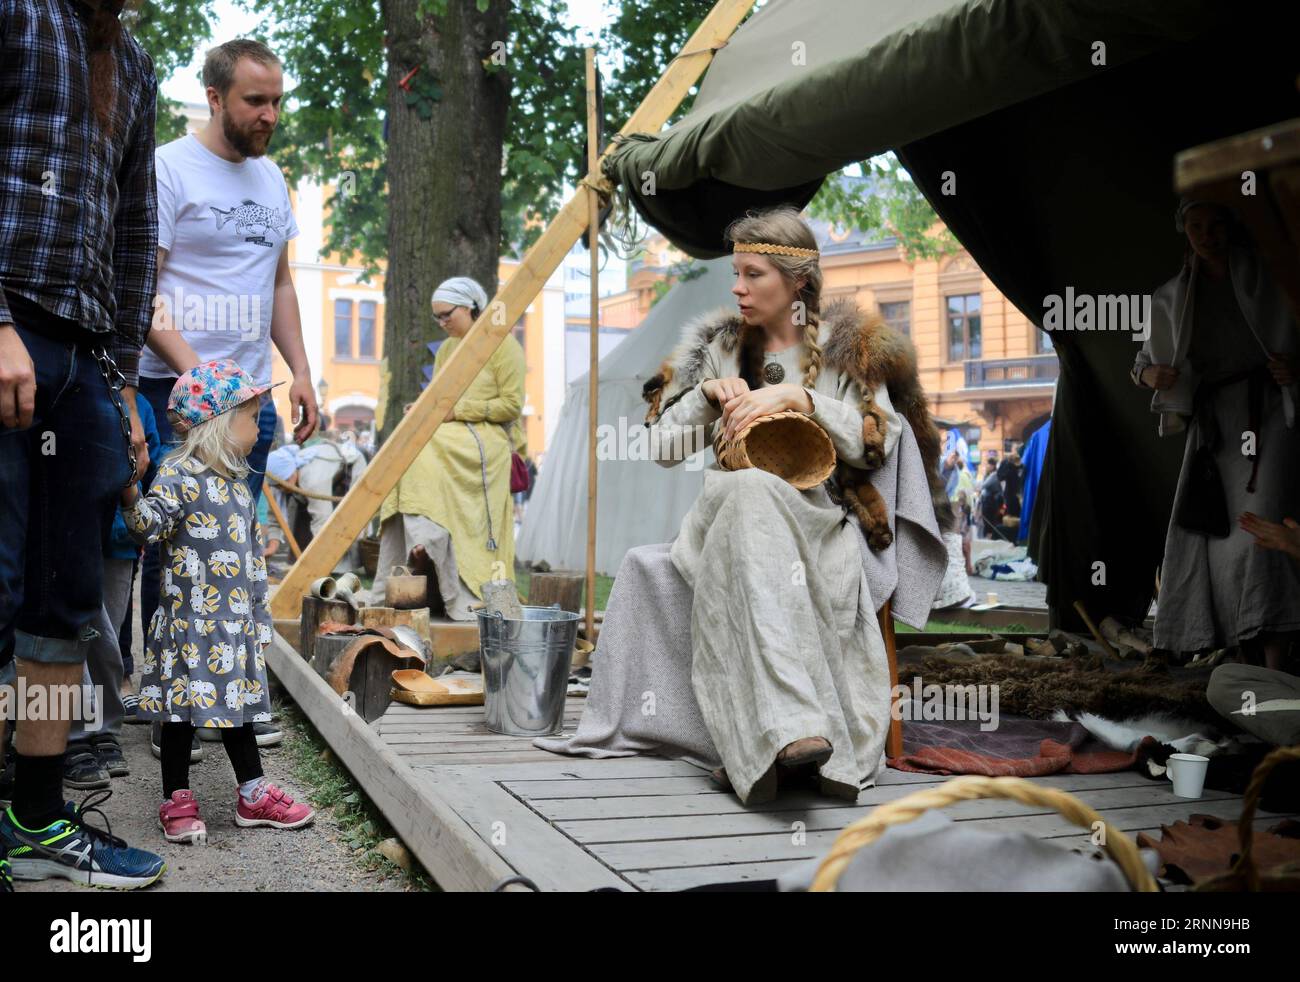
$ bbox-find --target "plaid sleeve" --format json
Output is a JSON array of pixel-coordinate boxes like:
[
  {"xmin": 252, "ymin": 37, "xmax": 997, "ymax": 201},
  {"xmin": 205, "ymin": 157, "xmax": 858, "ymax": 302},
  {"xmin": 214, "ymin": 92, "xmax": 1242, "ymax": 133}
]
[{"xmin": 110, "ymin": 67, "xmax": 160, "ymax": 387}]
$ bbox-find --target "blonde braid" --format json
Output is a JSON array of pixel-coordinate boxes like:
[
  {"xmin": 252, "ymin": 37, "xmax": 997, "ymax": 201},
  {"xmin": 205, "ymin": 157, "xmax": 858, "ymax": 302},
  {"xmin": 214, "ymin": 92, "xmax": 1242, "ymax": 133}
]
[{"xmin": 800, "ymin": 315, "xmax": 823, "ymax": 389}]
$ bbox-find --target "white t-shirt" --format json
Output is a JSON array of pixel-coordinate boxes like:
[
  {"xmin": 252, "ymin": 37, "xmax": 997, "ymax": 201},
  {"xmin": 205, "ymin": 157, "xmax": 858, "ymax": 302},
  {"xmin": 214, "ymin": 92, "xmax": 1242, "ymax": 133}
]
[{"xmin": 140, "ymin": 134, "xmax": 299, "ymax": 386}]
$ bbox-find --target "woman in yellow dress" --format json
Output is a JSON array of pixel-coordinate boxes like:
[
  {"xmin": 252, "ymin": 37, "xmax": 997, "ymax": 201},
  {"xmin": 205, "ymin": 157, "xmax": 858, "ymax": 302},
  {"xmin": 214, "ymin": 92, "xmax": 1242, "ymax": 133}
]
[{"xmin": 373, "ymin": 277, "xmax": 526, "ymax": 617}]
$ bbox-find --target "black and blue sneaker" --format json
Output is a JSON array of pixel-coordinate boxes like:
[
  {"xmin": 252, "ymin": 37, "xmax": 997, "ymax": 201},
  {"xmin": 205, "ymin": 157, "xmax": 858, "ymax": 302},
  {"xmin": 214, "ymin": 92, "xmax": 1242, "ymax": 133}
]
[
  {"xmin": 1, "ymin": 856, "xmax": 13, "ymax": 893},
  {"xmin": 0, "ymin": 790, "xmax": 166, "ymax": 890}
]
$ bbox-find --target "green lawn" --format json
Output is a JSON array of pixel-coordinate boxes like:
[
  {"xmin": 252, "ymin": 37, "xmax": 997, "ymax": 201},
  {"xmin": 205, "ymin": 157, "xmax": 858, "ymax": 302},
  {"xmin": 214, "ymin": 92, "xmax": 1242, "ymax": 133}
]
[
  {"xmin": 896, "ymin": 620, "xmax": 1031, "ymax": 634},
  {"xmin": 513, "ymin": 568, "xmax": 615, "ymax": 611}
]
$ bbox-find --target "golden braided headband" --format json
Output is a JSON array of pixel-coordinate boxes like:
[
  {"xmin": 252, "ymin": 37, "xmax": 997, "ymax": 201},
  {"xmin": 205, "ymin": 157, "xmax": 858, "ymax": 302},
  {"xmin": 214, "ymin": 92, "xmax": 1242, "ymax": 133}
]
[{"xmin": 733, "ymin": 241, "xmax": 820, "ymax": 259}]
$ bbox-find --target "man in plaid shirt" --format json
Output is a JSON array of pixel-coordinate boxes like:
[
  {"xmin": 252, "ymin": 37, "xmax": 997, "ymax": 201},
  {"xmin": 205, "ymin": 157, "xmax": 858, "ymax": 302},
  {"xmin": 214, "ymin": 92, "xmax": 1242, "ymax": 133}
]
[{"xmin": 0, "ymin": 0, "xmax": 166, "ymax": 890}]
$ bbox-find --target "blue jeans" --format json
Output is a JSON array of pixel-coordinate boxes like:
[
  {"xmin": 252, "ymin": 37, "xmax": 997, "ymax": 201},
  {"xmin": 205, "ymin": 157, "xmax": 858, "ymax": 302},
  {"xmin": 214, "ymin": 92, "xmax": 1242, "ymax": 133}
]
[
  {"xmin": 138, "ymin": 376, "xmax": 278, "ymax": 650},
  {"xmin": 0, "ymin": 323, "xmax": 131, "ymax": 669}
]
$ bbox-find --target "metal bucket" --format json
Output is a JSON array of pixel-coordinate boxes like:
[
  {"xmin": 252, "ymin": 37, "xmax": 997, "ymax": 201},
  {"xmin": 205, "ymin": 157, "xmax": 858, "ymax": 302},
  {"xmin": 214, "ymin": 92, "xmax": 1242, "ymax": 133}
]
[{"xmin": 477, "ymin": 605, "xmax": 579, "ymax": 737}]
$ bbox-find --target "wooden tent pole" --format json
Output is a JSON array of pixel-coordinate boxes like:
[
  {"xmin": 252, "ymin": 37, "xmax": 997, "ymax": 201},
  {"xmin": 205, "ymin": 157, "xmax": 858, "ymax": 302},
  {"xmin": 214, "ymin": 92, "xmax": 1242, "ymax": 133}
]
[
  {"xmin": 272, "ymin": 0, "xmax": 755, "ymax": 620},
  {"xmin": 263, "ymin": 488, "xmax": 302, "ymax": 560},
  {"xmin": 584, "ymin": 47, "xmax": 600, "ymax": 652}
]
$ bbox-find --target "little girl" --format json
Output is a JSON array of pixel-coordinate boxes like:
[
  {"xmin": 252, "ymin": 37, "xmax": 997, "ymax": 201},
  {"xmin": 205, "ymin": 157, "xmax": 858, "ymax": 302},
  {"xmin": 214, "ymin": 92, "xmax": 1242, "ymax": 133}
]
[{"xmin": 120, "ymin": 360, "xmax": 314, "ymax": 844}]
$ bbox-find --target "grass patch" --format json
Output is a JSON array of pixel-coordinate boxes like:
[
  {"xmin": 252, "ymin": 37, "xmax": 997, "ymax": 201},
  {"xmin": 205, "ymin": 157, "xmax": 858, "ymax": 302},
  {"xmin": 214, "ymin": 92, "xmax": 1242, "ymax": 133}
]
[
  {"xmin": 514, "ymin": 568, "xmax": 615, "ymax": 611},
  {"xmin": 895, "ymin": 620, "xmax": 1032, "ymax": 634},
  {"xmin": 280, "ymin": 702, "xmax": 438, "ymax": 891}
]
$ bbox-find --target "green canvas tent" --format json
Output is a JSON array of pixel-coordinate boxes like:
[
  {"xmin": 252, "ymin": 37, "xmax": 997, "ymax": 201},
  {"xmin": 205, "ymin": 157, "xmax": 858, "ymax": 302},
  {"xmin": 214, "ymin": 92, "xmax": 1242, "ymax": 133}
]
[{"xmin": 605, "ymin": 0, "xmax": 1299, "ymax": 630}]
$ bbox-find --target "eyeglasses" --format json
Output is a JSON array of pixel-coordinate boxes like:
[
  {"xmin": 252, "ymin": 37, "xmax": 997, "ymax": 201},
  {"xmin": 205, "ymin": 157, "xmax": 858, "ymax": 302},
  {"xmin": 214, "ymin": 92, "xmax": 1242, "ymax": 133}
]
[{"xmin": 432, "ymin": 305, "xmax": 462, "ymax": 324}]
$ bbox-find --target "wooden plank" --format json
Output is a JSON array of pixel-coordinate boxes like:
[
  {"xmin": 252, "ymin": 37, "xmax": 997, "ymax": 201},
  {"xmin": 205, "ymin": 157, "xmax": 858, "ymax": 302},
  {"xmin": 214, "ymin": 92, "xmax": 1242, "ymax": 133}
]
[
  {"xmin": 625, "ymin": 861, "xmax": 803, "ymax": 892},
  {"xmin": 378, "ymin": 710, "xmax": 583, "ymax": 725},
  {"xmin": 583, "ymin": 798, "xmax": 1272, "ymax": 872},
  {"xmin": 505, "ymin": 776, "xmax": 722, "ymax": 799},
  {"xmin": 1174, "ymin": 118, "xmax": 1300, "ymax": 189},
  {"xmin": 553, "ymin": 785, "xmax": 1242, "ymax": 844},
  {"xmin": 399, "ymin": 752, "xmax": 591, "ymax": 766},
  {"xmin": 421, "ymin": 769, "xmax": 630, "ymax": 891},
  {"xmin": 425, "ymin": 759, "xmax": 712, "ymax": 781},
  {"xmin": 429, "ymin": 622, "xmax": 481, "ymax": 658},
  {"xmin": 620, "ymin": 815, "xmax": 1298, "ymax": 892},
  {"xmin": 265, "ymin": 634, "xmax": 515, "ymax": 891},
  {"xmin": 503, "ymin": 765, "xmax": 986, "ymax": 801},
  {"xmin": 381, "ymin": 731, "xmax": 577, "ymax": 746},
  {"xmin": 589, "ymin": 829, "xmax": 842, "ymax": 870},
  {"xmin": 377, "ymin": 714, "xmax": 584, "ymax": 727},
  {"xmin": 391, "ymin": 741, "xmax": 573, "ymax": 756},
  {"xmin": 375, "ymin": 719, "xmax": 510, "ymax": 734},
  {"xmin": 379, "ymin": 708, "xmax": 582, "ymax": 722},
  {"xmin": 269, "ymin": 0, "xmax": 759, "ymax": 620},
  {"xmin": 585, "ymin": 45, "xmax": 601, "ymax": 653},
  {"xmin": 529, "ymin": 772, "xmax": 1168, "ymax": 821}
]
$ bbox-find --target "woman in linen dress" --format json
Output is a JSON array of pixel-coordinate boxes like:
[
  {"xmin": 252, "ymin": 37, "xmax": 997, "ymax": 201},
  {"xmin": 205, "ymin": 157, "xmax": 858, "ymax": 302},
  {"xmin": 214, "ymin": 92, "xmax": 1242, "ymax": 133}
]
[{"xmin": 637, "ymin": 207, "xmax": 907, "ymax": 804}]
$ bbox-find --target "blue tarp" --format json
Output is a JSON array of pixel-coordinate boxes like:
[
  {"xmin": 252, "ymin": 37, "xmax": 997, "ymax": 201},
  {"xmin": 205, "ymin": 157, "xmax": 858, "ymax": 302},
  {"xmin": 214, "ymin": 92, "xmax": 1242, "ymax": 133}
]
[{"xmin": 1018, "ymin": 419, "xmax": 1050, "ymax": 543}]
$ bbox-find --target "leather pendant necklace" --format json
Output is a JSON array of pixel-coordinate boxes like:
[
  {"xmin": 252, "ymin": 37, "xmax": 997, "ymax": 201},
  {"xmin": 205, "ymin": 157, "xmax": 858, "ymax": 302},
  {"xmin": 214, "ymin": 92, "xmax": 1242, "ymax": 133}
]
[{"xmin": 763, "ymin": 359, "xmax": 786, "ymax": 385}]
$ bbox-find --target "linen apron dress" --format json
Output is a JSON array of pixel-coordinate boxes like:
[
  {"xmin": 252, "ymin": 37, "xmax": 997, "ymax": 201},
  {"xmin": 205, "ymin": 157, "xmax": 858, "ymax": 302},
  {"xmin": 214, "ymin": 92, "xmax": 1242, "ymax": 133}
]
[
  {"xmin": 646, "ymin": 335, "xmax": 901, "ymax": 802},
  {"xmin": 1156, "ymin": 274, "xmax": 1300, "ymax": 651},
  {"xmin": 122, "ymin": 457, "xmax": 275, "ymax": 727}
]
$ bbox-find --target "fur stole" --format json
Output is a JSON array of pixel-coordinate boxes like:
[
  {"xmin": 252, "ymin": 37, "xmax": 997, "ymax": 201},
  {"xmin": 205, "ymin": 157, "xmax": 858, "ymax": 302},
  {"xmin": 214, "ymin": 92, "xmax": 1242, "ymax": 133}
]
[{"xmin": 642, "ymin": 297, "xmax": 948, "ymax": 549}]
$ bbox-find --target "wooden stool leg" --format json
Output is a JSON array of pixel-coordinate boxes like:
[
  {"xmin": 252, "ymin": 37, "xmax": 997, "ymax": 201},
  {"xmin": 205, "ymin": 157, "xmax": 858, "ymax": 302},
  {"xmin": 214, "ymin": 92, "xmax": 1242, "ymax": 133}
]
[{"xmin": 878, "ymin": 600, "xmax": 903, "ymax": 759}]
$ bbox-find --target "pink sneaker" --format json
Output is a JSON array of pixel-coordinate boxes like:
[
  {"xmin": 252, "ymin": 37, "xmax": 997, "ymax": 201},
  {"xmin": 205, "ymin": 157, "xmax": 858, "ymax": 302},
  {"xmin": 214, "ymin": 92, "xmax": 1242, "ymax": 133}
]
[
  {"xmin": 235, "ymin": 781, "xmax": 315, "ymax": 830},
  {"xmin": 159, "ymin": 790, "xmax": 207, "ymax": 845}
]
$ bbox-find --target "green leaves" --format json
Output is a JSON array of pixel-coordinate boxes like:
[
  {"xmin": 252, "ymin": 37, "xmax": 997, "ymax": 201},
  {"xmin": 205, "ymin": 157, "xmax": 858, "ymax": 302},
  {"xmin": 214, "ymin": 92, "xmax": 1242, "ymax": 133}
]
[
  {"xmin": 807, "ymin": 156, "xmax": 956, "ymax": 262},
  {"xmin": 403, "ymin": 69, "xmax": 444, "ymax": 121},
  {"xmin": 168, "ymin": 0, "xmax": 946, "ymax": 270},
  {"xmin": 126, "ymin": 1, "xmax": 219, "ymax": 141}
]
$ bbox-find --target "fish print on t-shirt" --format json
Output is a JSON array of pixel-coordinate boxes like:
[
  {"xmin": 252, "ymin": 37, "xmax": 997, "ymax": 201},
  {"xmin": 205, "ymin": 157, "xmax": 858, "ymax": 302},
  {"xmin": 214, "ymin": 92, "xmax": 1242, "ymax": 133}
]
[{"xmin": 210, "ymin": 198, "xmax": 291, "ymax": 248}]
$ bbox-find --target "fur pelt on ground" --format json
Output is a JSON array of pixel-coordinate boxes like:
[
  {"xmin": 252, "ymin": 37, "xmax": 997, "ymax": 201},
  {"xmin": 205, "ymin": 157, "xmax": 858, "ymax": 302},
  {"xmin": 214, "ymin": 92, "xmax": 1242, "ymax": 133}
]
[{"xmin": 905, "ymin": 652, "xmax": 1221, "ymax": 727}]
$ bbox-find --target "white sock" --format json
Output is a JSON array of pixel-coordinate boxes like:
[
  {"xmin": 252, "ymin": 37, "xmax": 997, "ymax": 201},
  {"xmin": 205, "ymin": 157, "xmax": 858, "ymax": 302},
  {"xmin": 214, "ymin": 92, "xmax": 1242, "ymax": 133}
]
[{"xmin": 238, "ymin": 777, "xmax": 267, "ymax": 804}]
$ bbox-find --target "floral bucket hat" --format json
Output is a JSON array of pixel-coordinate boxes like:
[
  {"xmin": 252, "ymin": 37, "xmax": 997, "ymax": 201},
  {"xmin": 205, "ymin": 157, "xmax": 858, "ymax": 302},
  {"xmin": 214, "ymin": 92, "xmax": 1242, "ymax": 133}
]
[{"xmin": 167, "ymin": 359, "xmax": 283, "ymax": 435}]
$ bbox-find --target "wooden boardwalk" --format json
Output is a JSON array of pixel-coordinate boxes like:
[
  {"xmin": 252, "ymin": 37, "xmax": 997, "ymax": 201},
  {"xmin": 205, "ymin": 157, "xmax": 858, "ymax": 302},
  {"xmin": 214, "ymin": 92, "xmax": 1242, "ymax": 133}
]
[{"xmin": 269, "ymin": 633, "xmax": 1296, "ymax": 892}]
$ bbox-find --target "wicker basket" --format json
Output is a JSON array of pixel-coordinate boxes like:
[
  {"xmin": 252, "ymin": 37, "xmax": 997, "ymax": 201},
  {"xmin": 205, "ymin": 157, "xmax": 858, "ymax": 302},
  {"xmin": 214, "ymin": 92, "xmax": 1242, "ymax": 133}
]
[
  {"xmin": 809, "ymin": 774, "xmax": 1160, "ymax": 892},
  {"xmin": 714, "ymin": 410, "xmax": 836, "ymax": 490}
]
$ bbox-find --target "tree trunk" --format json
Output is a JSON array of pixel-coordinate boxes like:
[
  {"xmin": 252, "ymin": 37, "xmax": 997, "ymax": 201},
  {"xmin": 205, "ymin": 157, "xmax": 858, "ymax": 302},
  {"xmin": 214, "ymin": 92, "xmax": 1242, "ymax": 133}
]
[{"xmin": 380, "ymin": 0, "xmax": 510, "ymax": 442}]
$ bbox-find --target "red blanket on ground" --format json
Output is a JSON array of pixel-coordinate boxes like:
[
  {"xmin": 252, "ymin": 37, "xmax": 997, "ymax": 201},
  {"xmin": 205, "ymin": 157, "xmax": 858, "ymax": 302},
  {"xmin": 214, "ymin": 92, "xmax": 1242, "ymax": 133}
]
[{"xmin": 887, "ymin": 715, "xmax": 1156, "ymax": 776}]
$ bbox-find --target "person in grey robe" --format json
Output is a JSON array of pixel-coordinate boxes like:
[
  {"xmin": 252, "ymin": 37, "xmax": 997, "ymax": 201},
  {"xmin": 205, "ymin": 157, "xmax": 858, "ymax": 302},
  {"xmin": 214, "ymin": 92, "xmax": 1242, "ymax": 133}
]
[{"xmin": 1133, "ymin": 199, "xmax": 1300, "ymax": 667}]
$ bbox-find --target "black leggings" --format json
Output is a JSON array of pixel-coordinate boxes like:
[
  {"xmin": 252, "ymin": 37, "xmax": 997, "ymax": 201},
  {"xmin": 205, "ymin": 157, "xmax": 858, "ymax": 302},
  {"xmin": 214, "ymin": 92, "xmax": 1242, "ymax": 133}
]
[{"xmin": 161, "ymin": 722, "xmax": 263, "ymax": 799}]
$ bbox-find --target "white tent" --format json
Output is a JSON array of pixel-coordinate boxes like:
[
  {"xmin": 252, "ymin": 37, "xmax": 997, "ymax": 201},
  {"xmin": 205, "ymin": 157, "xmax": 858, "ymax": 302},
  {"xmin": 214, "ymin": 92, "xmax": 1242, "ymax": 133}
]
[{"xmin": 517, "ymin": 257, "xmax": 736, "ymax": 574}]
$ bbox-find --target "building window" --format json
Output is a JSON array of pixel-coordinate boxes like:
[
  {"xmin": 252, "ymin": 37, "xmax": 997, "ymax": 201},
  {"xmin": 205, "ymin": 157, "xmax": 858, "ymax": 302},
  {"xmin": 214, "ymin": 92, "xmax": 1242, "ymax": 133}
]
[
  {"xmin": 512, "ymin": 317, "xmax": 526, "ymax": 359},
  {"xmin": 334, "ymin": 299, "xmax": 353, "ymax": 358},
  {"xmin": 357, "ymin": 300, "xmax": 376, "ymax": 358},
  {"xmin": 878, "ymin": 300, "xmax": 911, "ymax": 336},
  {"xmin": 946, "ymin": 293, "xmax": 982, "ymax": 361},
  {"xmin": 1037, "ymin": 328, "xmax": 1054, "ymax": 353}
]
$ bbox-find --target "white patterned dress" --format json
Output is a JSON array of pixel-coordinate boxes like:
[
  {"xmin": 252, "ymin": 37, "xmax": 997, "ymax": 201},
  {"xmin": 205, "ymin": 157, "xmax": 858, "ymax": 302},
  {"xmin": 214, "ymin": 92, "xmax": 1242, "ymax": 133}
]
[{"xmin": 121, "ymin": 458, "xmax": 275, "ymax": 727}]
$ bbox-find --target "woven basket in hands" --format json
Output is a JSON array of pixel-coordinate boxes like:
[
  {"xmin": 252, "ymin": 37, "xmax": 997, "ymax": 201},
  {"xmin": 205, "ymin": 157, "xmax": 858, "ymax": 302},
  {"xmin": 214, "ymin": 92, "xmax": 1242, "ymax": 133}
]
[{"xmin": 714, "ymin": 410, "xmax": 836, "ymax": 491}]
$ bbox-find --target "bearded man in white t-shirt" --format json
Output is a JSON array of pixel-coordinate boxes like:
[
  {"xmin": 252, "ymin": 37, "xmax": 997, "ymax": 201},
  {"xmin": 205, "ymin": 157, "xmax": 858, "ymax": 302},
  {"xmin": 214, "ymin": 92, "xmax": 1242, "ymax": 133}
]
[
  {"xmin": 137, "ymin": 39, "xmax": 319, "ymax": 752},
  {"xmin": 141, "ymin": 38, "xmax": 318, "ymax": 467}
]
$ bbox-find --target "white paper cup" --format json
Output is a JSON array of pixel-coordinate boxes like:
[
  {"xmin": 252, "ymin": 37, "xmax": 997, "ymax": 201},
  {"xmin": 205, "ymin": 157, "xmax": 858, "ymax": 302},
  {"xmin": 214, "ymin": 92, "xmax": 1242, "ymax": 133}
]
[
  {"xmin": 986, "ymin": 592, "xmax": 999, "ymax": 605},
  {"xmin": 1168, "ymin": 752, "xmax": 1210, "ymax": 799}
]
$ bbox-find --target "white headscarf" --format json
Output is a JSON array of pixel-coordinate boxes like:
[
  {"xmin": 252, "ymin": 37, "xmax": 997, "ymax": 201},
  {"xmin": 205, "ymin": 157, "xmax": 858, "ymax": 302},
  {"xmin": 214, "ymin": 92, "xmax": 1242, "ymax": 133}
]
[{"xmin": 432, "ymin": 276, "xmax": 489, "ymax": 315}]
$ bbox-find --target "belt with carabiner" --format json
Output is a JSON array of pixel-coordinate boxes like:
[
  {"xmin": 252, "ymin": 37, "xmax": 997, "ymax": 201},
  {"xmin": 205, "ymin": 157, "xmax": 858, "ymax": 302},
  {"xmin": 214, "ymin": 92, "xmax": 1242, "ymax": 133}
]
[{"xmin": 90, "ymin": 344, "xmax": 140, "ymax": 487}]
